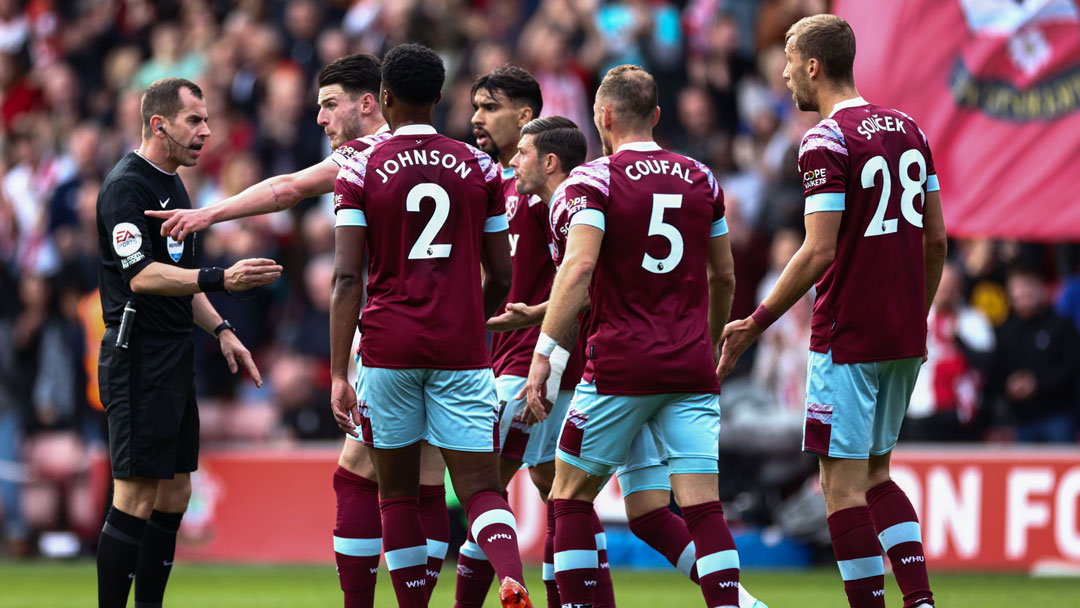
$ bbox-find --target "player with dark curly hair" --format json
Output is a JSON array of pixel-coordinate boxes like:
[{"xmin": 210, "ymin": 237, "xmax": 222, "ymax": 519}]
[{"xmin": 329, "ymin": 43, "xmax": 533, "ymax": 608}]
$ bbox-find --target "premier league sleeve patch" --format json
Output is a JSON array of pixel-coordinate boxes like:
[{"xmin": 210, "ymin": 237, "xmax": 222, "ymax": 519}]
[{"xmin": 167, "ymin": 236, "xmax": 184, "ymax": 262}]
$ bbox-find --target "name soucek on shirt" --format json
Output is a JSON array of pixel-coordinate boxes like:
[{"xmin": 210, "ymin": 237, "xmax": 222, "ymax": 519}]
[
  {"xmin": 97, "ymin": 152, "xmax": 196, "ymax": 334},
  {"xmin": 333, "ymin": 124, "xmax": 507, "ymax": 369},
  {"xmin": 798, "ymin": 98, "xmax": 940, "ymax": 364},
  {"xmin": 557, "ymin": 142, "xmax": 727, "ymax": 395}
]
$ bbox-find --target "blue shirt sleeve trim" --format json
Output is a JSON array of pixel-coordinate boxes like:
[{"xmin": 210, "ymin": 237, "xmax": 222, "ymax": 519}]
[
  {"xmin": 805, "ymin": 192, "xmax": 846, "ymax": 215},
  {"xmin": 569, "ymin": 208, "xmax": 606, "ymax": 232},
  {"xmin": 335, "ymin": 208, "xmax": 367, "ymax": 227},
  {"xmin": 710, "ymin": 217, "xmax": 729, "ymax": 237},
  {"xmin": 484, "ymin": 213, "xmax": 509, "ymax": 232},
  {"xmin": 926, "ymin": 174, "xmax": 940, "ymax": 192}
]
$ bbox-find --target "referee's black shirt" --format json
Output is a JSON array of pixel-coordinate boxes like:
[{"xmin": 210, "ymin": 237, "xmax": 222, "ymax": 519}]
[{"xmin": 97, "ymin": 151, "xmax": 196, "ymax": 334}]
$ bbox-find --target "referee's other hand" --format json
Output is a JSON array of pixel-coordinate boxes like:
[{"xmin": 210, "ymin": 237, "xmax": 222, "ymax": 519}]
[
  {"xmin": 218, "ymin": 331, "xmax": 263, "ymax": 388},
  {"xmin": 224, "ymin": 258, "xmax": 283, "ymax": 291}
]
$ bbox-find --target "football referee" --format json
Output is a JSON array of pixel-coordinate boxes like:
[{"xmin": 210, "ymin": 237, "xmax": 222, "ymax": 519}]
[{"xmin": 94, "ymin": 77, "xmax": 282, "ymax": 608}]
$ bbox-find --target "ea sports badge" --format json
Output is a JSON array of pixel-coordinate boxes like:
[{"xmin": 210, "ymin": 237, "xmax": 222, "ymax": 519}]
[
  {"xmin": 167, "ymin": 237, "xmax": 184, "ymax": 262},
  {"xmin": 112, "ymin": 223, "xmax": 142, "ymax": 257}
]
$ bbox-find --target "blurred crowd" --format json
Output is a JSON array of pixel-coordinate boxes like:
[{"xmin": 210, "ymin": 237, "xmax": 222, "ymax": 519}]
[{"xmin": 0, "ymin": 0, "xmax": 1077, "ymax": 557}]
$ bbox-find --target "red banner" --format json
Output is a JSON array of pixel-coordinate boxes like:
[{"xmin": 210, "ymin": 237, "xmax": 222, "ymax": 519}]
[
  {"xmin": 832, "ymin": 0, "xmax": 1080, "ymax": 241},
  {"xmin": 89, "ymin": 446, "xmax": 1080, "ymax": 570}
]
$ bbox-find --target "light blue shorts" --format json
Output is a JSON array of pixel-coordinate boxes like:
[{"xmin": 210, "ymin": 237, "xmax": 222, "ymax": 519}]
[
  {"xmin": 803, "ymin": 350, "xmax": 922, "ymax": 459},
  {"xmin": 613, "ymin": 426, "xmax": 671, "ymax": 497},
  {"xmin": 355, "ymin": 364, "xmax": 500, "ymax": 451},
  {"xmin": 556, "ymin": 380, "xmax": 720, "ymax": 478},
  {"xmin": 496, "ymin": 375, "xmax": 572, "ymax": 466}
]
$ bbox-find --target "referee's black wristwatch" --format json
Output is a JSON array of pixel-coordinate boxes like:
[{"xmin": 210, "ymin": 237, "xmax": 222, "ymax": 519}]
[{"xmin": 213, "ymin": 320, "xmax": 236, "ymax": 340}]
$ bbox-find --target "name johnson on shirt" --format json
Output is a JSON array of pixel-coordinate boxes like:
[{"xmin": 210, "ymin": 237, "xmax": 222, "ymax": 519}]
[{"xmin": 372, "ymin": 148, "xmax": 473, "ymax": 184}]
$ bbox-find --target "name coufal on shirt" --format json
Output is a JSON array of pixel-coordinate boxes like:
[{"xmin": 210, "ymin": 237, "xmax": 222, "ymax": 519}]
[
  {"xmin": 623, "ymin": 158, "xmax": 693, "ymax": 184},
  {"xmin": 373, "ymin": 148, "xmax": 472, "ymax": 184}
]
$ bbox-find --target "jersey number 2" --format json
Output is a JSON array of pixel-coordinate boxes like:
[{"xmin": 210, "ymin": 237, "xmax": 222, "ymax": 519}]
[
  {"xmin": 641, "ymin": 194, "xmax": 684, "ymax": 274},
  {"xmin": 862, "ymin": 149, "xmax": 927, "ymax": 237},
  {"xmin": 407, "ymin": 183, "xmax": 451, "ymax": 259}
]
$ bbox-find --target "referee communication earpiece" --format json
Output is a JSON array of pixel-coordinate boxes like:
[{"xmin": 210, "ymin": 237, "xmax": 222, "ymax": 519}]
[{"xmin": 157, "ymin": 122, "xmax": 199, "ymax": 150}]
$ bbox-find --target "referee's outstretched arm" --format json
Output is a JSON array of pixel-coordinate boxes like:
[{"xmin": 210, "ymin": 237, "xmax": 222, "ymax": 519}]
[{"xmin": 128, "ymin": 258, "xmax": 282, "ymax": 296}]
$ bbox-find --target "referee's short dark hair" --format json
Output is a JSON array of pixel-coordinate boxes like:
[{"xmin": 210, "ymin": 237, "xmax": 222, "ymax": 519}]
[
  {"xmin": 472, "ymin": 65, "xmax": 543, "ymax": 119},
  {"xmin": 382, "ymin": 43, "xmax": 444, "ymax": 105},
  {"xmin": 318, "ymin": 53, "xmax": 382, "ymax": 99},
  {"xmin": 141, "ymin": 77, "xmax": 203, "ymax": 139},
  {"xmin": 521, "ymin": 116, "xmax": 586, "ymax": 174}
]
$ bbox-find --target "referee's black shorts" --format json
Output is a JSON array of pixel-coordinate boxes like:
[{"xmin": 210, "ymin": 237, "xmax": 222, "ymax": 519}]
[{"xmin": 99, "ymin": 327, "xmax": 199, "ymax": 479}]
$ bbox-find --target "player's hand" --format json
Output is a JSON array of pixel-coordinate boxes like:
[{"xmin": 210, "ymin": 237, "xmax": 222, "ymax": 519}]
[
  {"xmin": 218, "ymin": 330, "xmax": 262, "ymax": 388},
  {"xmin": 330, "ymin": 376, "xmax": 360, "ymax": 437},
  {"xmin": 520, "ymin": 394, "xmax": 553, "ymax": 426},
  {"xmin": 144, "ymin": 207, "xmax": 214, "ymax": 242},
  {"xmin": 716, "ymin": 316, "xmax": 764, "ymax": 384},
  {"xmin": 486, "ymin": 302, "xmax": 537, "ymax": 332},
  {"xmin": 521, "ymin": 352, "xmax": 553, "ymax": 424},
  {"xmin": 225, "ymin": 258, "xmax": 283, "ymax": 291}
]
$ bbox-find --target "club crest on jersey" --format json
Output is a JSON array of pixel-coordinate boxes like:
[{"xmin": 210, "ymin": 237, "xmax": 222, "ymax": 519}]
[
  {"xmin": 112, "ymin": 222, "xmax": 142, "ymax": 257},
  {"xmin": 950, "ymin": 0, "xmax": 1080, "ymax": 120},
  {"xmin": 167, "ymin": 236, "xmax": 184, "ymax": 262},
  {"xmin": 505, "ymin": 195, "xmax": 520, "ymax": 219}
]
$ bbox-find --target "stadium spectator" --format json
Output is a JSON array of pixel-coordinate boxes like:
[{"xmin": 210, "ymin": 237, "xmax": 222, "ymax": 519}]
[
  {"xmin": 983, "ymin": 267, "xmax": 1080, "ymax": 443},
  {"xmin": 903, "ymin": 262, "xmax": 995, "ymax": 442}
]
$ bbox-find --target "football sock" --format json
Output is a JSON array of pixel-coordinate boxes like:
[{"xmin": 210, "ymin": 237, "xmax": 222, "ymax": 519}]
[
  {"xmin": 627, "ymin": 506, "xmax": 699, "ymax": 583},
  {"xmin": 552, "ymin": 498, "xmax": 597, "ymax": 605},
  {"xmin": 453, "ymin": 531, "xmax": 495, "ymax": 608},
  {"xmin": 97, "ymin": 506, "xmax": 147, "ymax": 608},
  {"xmin": 419, "ymin": 483, "xmax": 450, "ymax": 600},
  {"xmin": 380, "ymin": 496, "xmax": 429, "ymax": 607},
  {"xmin": 867, "ymin": 480, "xmax": 933, "ymax": 608},
  {"xmin": 134, "ymin": 509, "xmax": 183, "ymax": 607},
  {"xmin": 589, "ymin": 508, "xmax": 615, "ymax": 608},
  {"xmin": 682, "ymin": 501, "xmax": 740, "ymax": 608},
  {"xmin": 466, "ymin": 490, "xmax": 525, "ymax": 584},
  {"xmin": 543, "ymin": 500, "xmax": 560, "ymax": 608},
  {"xmin": 829, "ymin": 506, "xmax": 886, "ymax": 608},
  {"xmin": 332, "ymin": 467, "xmax": 382, "ymax": 608}
]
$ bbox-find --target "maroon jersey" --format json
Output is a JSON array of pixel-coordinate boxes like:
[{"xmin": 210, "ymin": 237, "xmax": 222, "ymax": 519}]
[
  {"xmin": 490, "ymin": 168, "xmax": 556, "ymax": 379},
  {"xmin": 329, "ymin": 125, "xmax": 392, "ymax": 168},
  {"xmin": 798, "ymin": 97, "xmax": 940, "ymax": 364},
  {"xmin": 560, "ymin": 142, "xmax": 726, "ymax": 395},
  {"xmin": 334, "ymin": 124, "xmax": 507, "ymax": 369}
]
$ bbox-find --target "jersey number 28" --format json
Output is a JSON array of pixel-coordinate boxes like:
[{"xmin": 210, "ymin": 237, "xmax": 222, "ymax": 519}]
[{"xmin": 862, "ymin": 149, "xmax": 927, "ymax": 238}]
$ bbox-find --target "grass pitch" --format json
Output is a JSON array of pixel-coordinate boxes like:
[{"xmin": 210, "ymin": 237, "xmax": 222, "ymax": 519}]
[{"xmin": 0, "ymin": 561, "xmax": 1077, "ymax": 607}]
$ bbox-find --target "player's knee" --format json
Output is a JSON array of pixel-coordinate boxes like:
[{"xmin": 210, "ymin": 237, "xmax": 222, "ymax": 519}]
[
  {"xmin": 867, "ymin": 469, "xmax": 892, "ymax": 490},
  {"xmin": 157, "ymin": 480, "xmax": 192, "ymax": 512},
  {"xmin": 528, "ymin": 467, "xmax": 553, "ymax": 498}
]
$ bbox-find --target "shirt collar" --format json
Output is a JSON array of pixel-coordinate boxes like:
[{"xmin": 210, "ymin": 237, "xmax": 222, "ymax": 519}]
[
  {"xmin": 374, "ymin": 123, "xmax": 391, "ymax": 135},
  {"xmin": 501, "ymin": 165, "xmax": 515, "ymax": 180},
  {"xmin": 615, "ymin": 140, "xmax": 662, "ymax": 154},
  {"xmin": 133, "ymin": 150, "xmax": 176, "ymax": 175},
  {"xmin": 393, "ymin": 124, "xmax": 438, "ymax": 137},
  {"xmin": 828, "ymin": 96, "xmax": 869, "ymax": 118}
]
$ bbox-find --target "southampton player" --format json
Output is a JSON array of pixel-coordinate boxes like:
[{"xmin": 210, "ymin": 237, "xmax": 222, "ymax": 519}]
[
  {"xmin": 146, "ymin": 54, "xmax": 450, "ymax": 607},
  {"xmin": 718, "ymin": 15, "xmax": 946, "ymax": 608},
  {"xmin": 330, "ymin": 43, "xmax": 531, "ymax": 608},
  {"xmin": 525, "ymin": 65, "xmax": 742, "ymax": 608}
]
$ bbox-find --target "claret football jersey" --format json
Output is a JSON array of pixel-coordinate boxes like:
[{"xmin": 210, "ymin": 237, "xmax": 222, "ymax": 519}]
[
  {"xmin": 489, "ymin": 167, "xmax": 557, "ymax": 379},
  {"xmin": 334, "ymin": 124, "xmax": 507, "ymax": 369},
  {"xmin": 556, "ymin": 141, "xmax": 727, "ymax": 395},
  {"xmin": 798, "ymin": 97, "xmax": 940, "ymax": 364}
]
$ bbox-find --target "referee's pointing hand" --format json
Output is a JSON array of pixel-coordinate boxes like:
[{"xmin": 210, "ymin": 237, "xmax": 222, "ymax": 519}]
[
  {"xmin": 224, "ymin": 258, "xmax": 283, "ymax": 291},
  {"xmin": 218, "ymin": 330, "xmax": 263, "ymax": 388}
]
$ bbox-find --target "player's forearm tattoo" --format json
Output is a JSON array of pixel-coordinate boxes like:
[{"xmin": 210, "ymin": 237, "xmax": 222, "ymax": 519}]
[
  {"xmin": 270, "ymin": 182, "xmax": 281, "ymax": 208},
  {"xmin": 558, "ymin": 321, "xmax": 579, "ymax": 352}
]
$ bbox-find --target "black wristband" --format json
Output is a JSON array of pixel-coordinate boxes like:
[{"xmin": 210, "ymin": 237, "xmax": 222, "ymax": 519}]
[
  {"xmin": 213, "ymin": 319, "xmax": 236, "ymax": 339},
  {"xmin": 198, "ymin": 267, "xmax": 225, "ymax": 292}
]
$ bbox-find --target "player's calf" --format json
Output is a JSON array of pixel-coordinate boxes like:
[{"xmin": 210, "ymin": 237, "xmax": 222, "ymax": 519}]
[{"xmin": 867, "ymin": 480, "xmax": 933, "ymax": 608}]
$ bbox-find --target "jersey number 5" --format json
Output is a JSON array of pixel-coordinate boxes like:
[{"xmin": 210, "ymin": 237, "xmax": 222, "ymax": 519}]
[
  {"xmin": 862, "ymin": 149, "xmax": 927, "ymax": 238},
  {"xmin": 407, "ymin": 183, "xmax": 451, "ymax": 259},
  {"xmin": 641, "ymin": 194, "xmax": 684, "ymax": 274}
]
